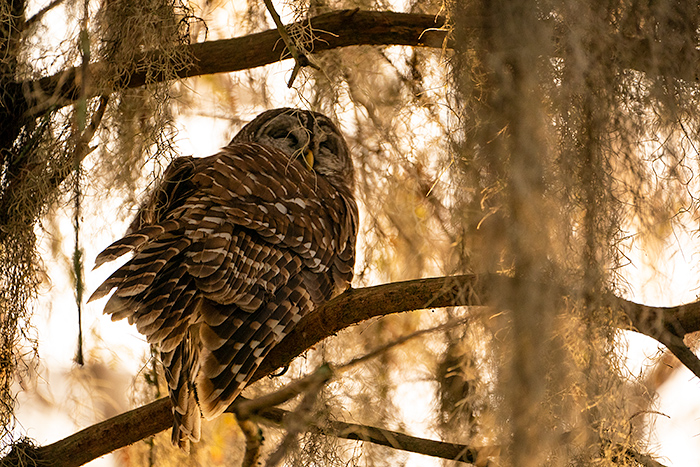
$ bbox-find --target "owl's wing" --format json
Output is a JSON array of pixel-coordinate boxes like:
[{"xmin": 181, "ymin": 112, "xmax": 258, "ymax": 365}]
[
  {"xmin": 90, "ymin": 143, "xmax": 355, "ymax": 304},
  {"xmin": 177, "ymin": 144, "xmax": 356, "ymax": 419},
  {"xmin": 187, "ymin": 145, "xmax": 357, "ymax": 301},
  {"xmin": 89, "ymin": 143, "xmax": 357, "ymax": 443}
]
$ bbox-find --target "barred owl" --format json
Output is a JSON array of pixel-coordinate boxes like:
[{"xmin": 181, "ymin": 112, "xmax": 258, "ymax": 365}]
[{"xmin": 89, "ymin": 108, "xmax": 358, "ymax": 447}]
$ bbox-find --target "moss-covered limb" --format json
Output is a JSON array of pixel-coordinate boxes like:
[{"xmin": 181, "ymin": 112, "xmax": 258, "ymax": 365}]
[
  {"xmin": 6, "ymin": 275, "xmax": 696, "ymax": 467},
  {"xmin": 4, "ymin": 398, "xmax": 173, "ymax": 467},
  {"xmin": 261, "ymin": 275, "xmax": 700, "ymax": 380},
  {"xmin": 21, "ymin": 10, "xmax": 448, "ymax": 118},
  {"xmin": 18, "ymin": 8, "xmax": 700, "ymax": 121}
]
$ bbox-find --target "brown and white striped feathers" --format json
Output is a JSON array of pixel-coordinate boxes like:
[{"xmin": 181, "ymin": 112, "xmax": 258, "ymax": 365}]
[{"xmin": 89, "ymin": 108, "xmax": 358, "ymax": 448}]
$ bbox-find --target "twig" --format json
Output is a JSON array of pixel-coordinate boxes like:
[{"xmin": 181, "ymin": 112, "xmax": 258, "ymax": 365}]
[
  {"xmin": 72, "ymin": 0, "xmax": 91, "ymax": 367},
  {"xmin": 262, "ymin": 0, "xmax": 320, "ymax": 87},
  {"xmin": 337, "ymin": 315, "xmax": 475, "ymax": 372},
  {"xmin": 254, "ymin": 405, "xmax": 499, "ymax": 465},
  {"xmin": 76, "ymin": 95, "xmax": 109, "ymax": 163},
  {"xmin": 232, "ymin": 365, "xmax": 333, "ymax": 420},
  {"xmin": 68, "ymin": 95, "xmax": 108, "ymax": 363},
  {"xmin": 25, "ymin": 0, "xmax": 67, "ymax": 28}
]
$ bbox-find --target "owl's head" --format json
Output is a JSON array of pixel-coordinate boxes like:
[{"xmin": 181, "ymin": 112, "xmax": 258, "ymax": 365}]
[{"xmin": 231, "ymin": 108, "xmax": 354, "ymax": 191}]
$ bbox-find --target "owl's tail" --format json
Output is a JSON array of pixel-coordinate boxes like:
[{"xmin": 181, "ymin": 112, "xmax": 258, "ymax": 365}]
[
  {"xmin": 171, "ymin": 388, "xmax": 201, "ymax": 450},
  {"xmin": 162, "ymin": 337, "xmax": 202, "ymax": 450},
  {"xmin": 194, "ymin": 274, "xmax": 312, "ymax": 420}
]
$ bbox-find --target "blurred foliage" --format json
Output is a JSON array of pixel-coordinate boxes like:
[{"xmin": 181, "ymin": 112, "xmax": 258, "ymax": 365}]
[{"xmin": 1, "ymin": 0, "xmax": 699, "ymax": 465}]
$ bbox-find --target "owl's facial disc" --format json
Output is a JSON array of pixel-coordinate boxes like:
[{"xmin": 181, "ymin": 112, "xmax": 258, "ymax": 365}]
[{"xmin": 232, "ymin": 108, "xmax": 354, "ymax": 191}]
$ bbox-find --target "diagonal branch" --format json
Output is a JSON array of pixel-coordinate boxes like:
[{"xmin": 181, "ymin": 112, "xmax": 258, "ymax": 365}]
[
  {"xmin": 25, "ymin": 0, "xmax": 67, "ymax": 28},
  {"xmin": 252, "ymin": 401, "xmax": 667, "ymax": 466},
  {"xmin": 0, "ymin": 10, "xmax": 450, "ymax": 238},
  {"xmin": 4, "ymin": 274, "xmax": 697, "ymax": 466},
  {"xmin": 233, "ymin": 365, "xmax": 334, "ymax": 421},
  {"xmin": 261, "ymin": 0, "xmax": 320, "ymax": 87},
  {"xmin": 16, "ymin": 10, "xmax": 450, "ymax": 119},
  {"xmin": 324, "ymin": 419, "xmax": 497, "ymax": 465},
  {"xmin": 15, "ymin": 9, "xmax": 700, "ymax": 120},
  {"xmin": 254, "ymin": 405, "xmax": 499, "ymax": 465},
  {"xmin": 6, "ymin": 9, "xmax": 699, "ymax": 237}
]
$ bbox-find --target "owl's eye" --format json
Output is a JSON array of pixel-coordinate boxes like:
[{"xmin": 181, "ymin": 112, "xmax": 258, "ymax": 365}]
[
  {"xmin": 319, "ymin": 136, "xmax": 338, "ymax": 154},
  {"xmin": 271, "ymin": 128, "xmax": 300, "ymax": 148},
  {"xmin": 269, "ymin": 127, "xmax": 291, "ymax": 140},
  {"xmin": 287, "ymin": 134, "xmax": 299, "ymax": 147}
]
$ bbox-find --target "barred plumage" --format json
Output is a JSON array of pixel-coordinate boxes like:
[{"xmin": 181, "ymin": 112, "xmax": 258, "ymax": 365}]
[{"xmin": 89, "ymin": 108, "xmax": 357, "ymax": 448}]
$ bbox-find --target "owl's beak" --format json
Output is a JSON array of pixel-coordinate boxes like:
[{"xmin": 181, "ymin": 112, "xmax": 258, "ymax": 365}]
[{"xmin": 303, "ymin": 149, "xmax": 314, "ymax": 170}]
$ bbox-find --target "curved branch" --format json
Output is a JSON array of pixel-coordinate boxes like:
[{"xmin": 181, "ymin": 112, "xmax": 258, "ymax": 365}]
[
  {"xmin": 7, "ymin": 274, "xmax": 699, "ymax": 466},
  {"xmin": 19, "ymin": 10, "xmax": 449, "ymax": 118},
  {"xmin": 256, "ymin": 405, "xmax": 666, "ymax": 467},
  {"xmin": 17, "ymin": 8, "xmax": 700, "ymax": 120}
]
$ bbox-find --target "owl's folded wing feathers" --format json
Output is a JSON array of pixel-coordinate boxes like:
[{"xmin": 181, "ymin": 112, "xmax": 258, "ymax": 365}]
[{"xmin": 88, "ymin": 142, "xmax": 357, "ymax": 447}]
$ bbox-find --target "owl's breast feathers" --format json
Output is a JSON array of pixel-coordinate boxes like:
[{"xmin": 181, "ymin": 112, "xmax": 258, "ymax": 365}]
[{"xmin": 88, "ymin": 142, "xmax": 357, "ymax": 447}]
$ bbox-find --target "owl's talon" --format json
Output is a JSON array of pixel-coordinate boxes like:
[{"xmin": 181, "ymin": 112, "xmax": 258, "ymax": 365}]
[{"xmin": 269, "ymin": 365, "xmax": 289, "ymax": 378}]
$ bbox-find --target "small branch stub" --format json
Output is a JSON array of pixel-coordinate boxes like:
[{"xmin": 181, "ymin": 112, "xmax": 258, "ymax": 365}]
[{"xmin": 262, "ymin": 0, "xmax": 321, "ymax": 87}]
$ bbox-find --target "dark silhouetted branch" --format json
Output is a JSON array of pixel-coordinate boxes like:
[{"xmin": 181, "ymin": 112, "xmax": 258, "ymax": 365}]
[
  {"xmin": 0, "ymin": 10, "xmax": 450, "ymax": 239},
  {"xmin": 255, "ymin": 404, "xmax": 499, "ymax": 465},
  {"xmin": 17, "ymin": 9, "xmax": 700, "ymax": 121},
  {"xmin": 18, "ymin": 10, "xmax": 450, "ymax": 119},
  {"xmin": 6, "ymin": 9, "xmax": 698, "ymax": 236}
]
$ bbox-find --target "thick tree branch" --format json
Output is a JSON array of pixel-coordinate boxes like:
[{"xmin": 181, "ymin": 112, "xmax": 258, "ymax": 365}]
[
  {"xmin": 17, "ymin": 10, "xmax": 449, "ymax": 118},
  {"xmin": 17, "ymin": 9, "xmax": 700, "ymax": 119},
  {"xmin": 8, "ymin": 274, "xmax": 698, "ymax": 467},
  {"xmin": 0, "ymin": 10, "xmax": 450, "ymax": 237},
  {"xmin": 2, "ymin": 10, "xmax": 448, "ymax": 231}
]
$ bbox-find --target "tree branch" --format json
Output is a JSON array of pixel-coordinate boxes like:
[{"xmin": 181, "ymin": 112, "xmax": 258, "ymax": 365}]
[
  {"xmin": 18, "ymin": 8, "xmax": 699, "ymax": 119},
  {"xmin": 261, "ymin": 0, "xmax": 321, "ymax": 87},
  {"xmin": 254, "ymin": 405, "xmax": 499, "ymax": 465},
  {"xmin": 0, "ymin": 9, "xmax": 451, "ymax": 237},
  {"xmin": 7, "ymin": 274, "xmax": 697, "ymax": 466},
  {"xmin": 233, "ymin": 365, "xmax": 334, "ymax": 421},
  {"xmin": 25, "ymin": 0, "xmax": 67, "ymax": 28},
  {"xmin": 17, "ymin": 10, "xmax": 449, "ymax": 118}
]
